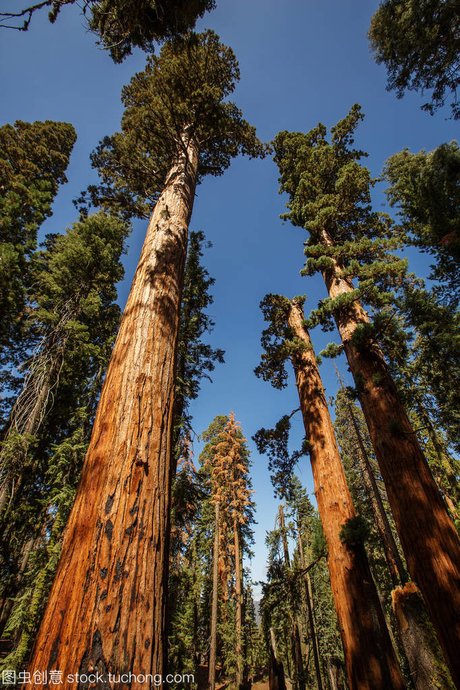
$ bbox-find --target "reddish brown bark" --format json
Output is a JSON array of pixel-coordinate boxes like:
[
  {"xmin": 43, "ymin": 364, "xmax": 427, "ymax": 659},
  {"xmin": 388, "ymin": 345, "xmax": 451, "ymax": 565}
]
[
  {"xmin": 287, "ymin": 300, "xmax": 406, "ymax": 690},
  {"xmin": 26, "ymin": 138, "xmax": 199, "ymax": 689},
  {"xmin": 320, "ymin": 228, "xmax": 460, "ymax": 686}
]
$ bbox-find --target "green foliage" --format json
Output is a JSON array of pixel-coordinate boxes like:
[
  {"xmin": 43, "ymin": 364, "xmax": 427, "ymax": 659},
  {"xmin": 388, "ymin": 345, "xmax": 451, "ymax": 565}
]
[
  {"xmin": 261, "ymin": 490, "xmax": 343, "ymax": 688},
  {"xmin": 369, "ymin": 0, "xmax": 460, "ymax": 118},
  {"xmin": 318, "ymin": 342, "xmax": 343, "ymax": 360},
  {"xmin": 339, "ymin": 516, "xmax": 370, "ymax": 548},
  {"xmin": 254, "ymin": 295, "xmax": 311, "ymax": 499},
  {"xmin": 255, "ymin": 294, "xmax": 307, "ymax": 389},
  {"xmin": 273, "ymin": 105, "xmax": 407, "ymax": 328},
  {"xmin": 173, "ymin": 230, "xmax": 225, "ymax": 454},
  {"xmin": 0, "ymin": 0, "xmax": 216, "ymax": 62},
  {"xmin": 384, "ymin": 142, "xmax": 460, "ymax": 301},
  {"xmin": 379, "ymin": 285, "xmax": 460, "ymax": 453},
  {"xmin": 0, "ymin": 212, "xmax": 128, "ymax": 667},
  {"xmin": 253, "ymin": 414, "xmax": 310, "ymax": 500},
  {"xmin": 0, "ymin": 119, "xmax": 76, "ymax": 354},
  {"xmin": 83, "ymin": 31, "xmax": 266, "ymax": 218}
]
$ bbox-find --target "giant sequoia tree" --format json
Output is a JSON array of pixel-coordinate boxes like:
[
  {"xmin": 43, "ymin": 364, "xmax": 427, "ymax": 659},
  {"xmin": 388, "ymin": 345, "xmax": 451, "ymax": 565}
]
[
  {"xmin": 0, "ymin": 0, "xmax": 215, "ymax": 62},
  {"xmin": 28, "ymin": 31, "xmax": 263, "ymax": 685},
  {"xmin": 256, "ymin": 295, "xmax": 405, "ymax": 690},
  {"xmin": 369, "ymin": 0, "xmax": 460, "ymax": 118},
  {"xmin": 272, "ymin": 108, "xmax": 460, "ymax": 686}
]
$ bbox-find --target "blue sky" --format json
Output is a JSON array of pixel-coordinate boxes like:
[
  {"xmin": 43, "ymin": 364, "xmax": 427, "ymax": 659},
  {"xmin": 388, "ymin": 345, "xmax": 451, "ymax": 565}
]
[{"xmin": 1, "ymin": 0, "xmax": 457, "ymax": 597}]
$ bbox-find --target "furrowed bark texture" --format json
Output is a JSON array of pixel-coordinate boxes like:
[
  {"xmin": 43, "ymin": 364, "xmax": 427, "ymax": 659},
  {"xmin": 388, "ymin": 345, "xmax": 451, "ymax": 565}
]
[
  {"xmin": 320, "ymin": 229, "xmax": 460, "ymax": 687},
  {"xmin": 287, "ymin": 301, "xmax": 406, "ymax": 690},
  {"xmin": 26, "ymin": 139, "xmax": 199, "ymax": 689}
]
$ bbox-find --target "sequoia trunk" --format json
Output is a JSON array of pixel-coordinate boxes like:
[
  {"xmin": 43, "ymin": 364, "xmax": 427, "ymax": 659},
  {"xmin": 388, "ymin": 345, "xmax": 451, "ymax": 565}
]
[
  {"xmin": 27, "ymin": 137, "xmax": 199, "ymax": 688},
  {"xmin": 320, "ymin": 228, "xmax": 460, "ymax": 686},
  {"xmin": 287, "ymin": 300, "xmax": 405, "ymax": 690}
]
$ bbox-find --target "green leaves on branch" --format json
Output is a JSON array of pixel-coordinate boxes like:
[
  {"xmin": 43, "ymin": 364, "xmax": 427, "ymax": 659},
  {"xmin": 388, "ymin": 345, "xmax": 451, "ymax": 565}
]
[
  {"xmin": 273, "ymin": 105, "xmax": 409, "ymax": 327},
  {"xmin": 369, "ymin": 0, "xmax": 460, "ymax": 119},
  {"xmin": 0, "ymin": 120, "xmax": 76, "ymax": 353},
  {"xmin": 255, "ymin": 294, "xmax": 309, "ymax": 389},
  {"xmin": 253, "ymin": 414, "xmax": 310, "ymax": 500},
  {"xmin": 384, "ymin": 142, "xmax": 460, "ymax": 302},
  {"xmin": 83, "ymin": 31, "xmax": 266, "ymax": 218}
]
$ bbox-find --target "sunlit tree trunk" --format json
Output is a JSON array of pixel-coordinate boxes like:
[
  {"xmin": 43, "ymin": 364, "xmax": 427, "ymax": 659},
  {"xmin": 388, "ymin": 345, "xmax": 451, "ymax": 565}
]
[
  {"xmin": 320, "ymin": 228, "xmax": 460, "ymax": 686},
  {"xmin": 27, "ymin": 136, "xmax": 199, "ymax": 689},
  {"xmin": 287, "ymin": 300, "xmax": 405, "ymax": 690}
]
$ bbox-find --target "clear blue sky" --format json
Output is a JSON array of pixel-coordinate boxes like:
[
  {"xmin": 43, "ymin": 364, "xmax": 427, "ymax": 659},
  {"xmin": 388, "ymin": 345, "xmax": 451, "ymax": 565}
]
[{"xmin": 1, "ymin": 0, "xmax": 457, "ymax": 598}]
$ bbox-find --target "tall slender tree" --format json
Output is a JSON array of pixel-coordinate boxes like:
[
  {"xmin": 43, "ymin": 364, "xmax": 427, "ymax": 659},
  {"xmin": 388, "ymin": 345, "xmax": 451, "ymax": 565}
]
[
  {"xmin": 272, "ymin": 108, "xmax": 460, "ymax": 685},
  {"xmin": 27, "ymin": 32, "xmax": 263, "ymax": 686},
  {"xmin": 277, "ymin": 505, "xmax": 305, "ymax": 690},
  {"xmin": 256, "ymin": 295, "xmax": 405, "ymax": 690}
]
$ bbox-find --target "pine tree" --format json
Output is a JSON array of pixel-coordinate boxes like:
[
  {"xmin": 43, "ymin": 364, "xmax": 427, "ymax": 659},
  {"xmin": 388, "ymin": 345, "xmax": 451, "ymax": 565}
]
[
  {"xmin": 368, "ymin": 0, "xmax": 460, "ymax": 118},
  {"xmin": 272, "ymin": 107, "xmax": 460, "ymax": 685},
  {"xmin": 384, "ymin": 143, "xmax": 460, "ymax": 302},
  {"xmin": 0, "ymin": 211, "xmax": 128, "ymax": 670},
  {"xmin": 0, "ymin": 120, "xmax": 76, "ymax": 359},
  {"xmin": 255, "ymin": 295, "xmax": 405, "ymax": 690},
  {"xmin": 0, "ymin": 0, "xmax": 216, "ymax": 62},
  {"xmin": 28, "ymin": 32, "xmax": 263, "ymax": 683},
  {"xmin": 201, "ymin": 413, "xmax": 254, "ymax": 690}
]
